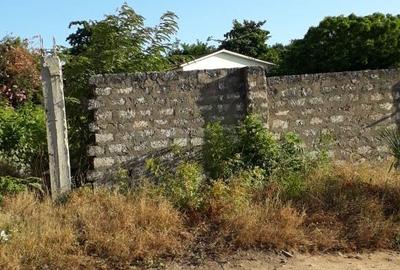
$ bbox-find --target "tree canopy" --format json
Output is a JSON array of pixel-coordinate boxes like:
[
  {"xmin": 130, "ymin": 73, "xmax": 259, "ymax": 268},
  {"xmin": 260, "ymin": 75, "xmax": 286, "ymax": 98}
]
[
  {"xmin": 0, "ymin": 37, "xmax": 40, "ymax": 107},
  {"xmin": 168, "ymin": 40, "xmax": 216, "ymax": 66},
  {"xmin": 279, "ymin": 13, "xmax": 400, "ymax": 74},
  {"xmin": 66, "ymin": 3, "xmax": 178, "ymax": 73},
  {"xmin": 62, "ymin": 4, "xmax": 179, "ymax": 181},
  {"xmin": 219, "ymin": 20, "xmax": 270, "ymax": 59}
]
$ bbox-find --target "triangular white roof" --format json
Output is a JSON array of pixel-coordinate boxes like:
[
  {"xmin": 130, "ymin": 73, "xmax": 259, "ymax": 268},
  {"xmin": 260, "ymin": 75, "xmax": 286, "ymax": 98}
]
[{"xmin": 179, "ymin": 49, "xmax": 275, "ymax": 71}]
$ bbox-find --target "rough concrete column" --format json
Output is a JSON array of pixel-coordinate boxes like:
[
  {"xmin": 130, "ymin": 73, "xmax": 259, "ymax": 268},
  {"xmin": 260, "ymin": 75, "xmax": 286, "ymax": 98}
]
[
  {"xmin": 41, "ymin": 55, "xmax": 71, "ymax": 197},
  {"xmin": 243, "ymin": 66, "xmax": 269, "ymax": 125}
]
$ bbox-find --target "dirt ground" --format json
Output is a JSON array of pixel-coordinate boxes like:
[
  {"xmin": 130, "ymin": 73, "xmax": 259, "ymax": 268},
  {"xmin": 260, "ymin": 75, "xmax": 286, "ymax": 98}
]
[{"xmin": 166, "ymin": 250, "xmax": 400, "ymax": 270}]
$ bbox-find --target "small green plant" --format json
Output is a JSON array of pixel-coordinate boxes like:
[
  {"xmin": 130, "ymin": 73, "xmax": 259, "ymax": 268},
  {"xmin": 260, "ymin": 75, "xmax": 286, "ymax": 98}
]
[
  {"xmin": 113, "ymin": 166, "xmax": 130, "ymax": 194},
  {"xmin": 203, "ymin": 122, "xmax": 236, "ymax": 179},
  {"xmin": 277, "ymin": 133, "xmax": 305, "ymax": 172},
  {"xmin": 236, "ymin": 115, "xmax": 280, "ymax": 175},
  {"xmin": 0, "ymin": 176, "xmax": 43, "ymax": 202},
  {"xmin": 379, "ymin": 128, "xmax": 400, "ymax": 171},
  {"xmin": 277, "ymin": 172, "xmax": 306, "ymax": 199},
  {"xmin": 145, "ymin": 157, "xmax": 205, "ymax": 211},
  {"xmin": 164, "ymin": 162, "xmax": 204, "ymax": 211}
]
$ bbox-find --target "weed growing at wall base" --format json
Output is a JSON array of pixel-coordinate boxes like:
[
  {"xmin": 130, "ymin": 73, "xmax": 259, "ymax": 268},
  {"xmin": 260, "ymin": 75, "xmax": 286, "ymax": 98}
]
[{"xmin": 203, "ymin": 114, "xmax": 323, "ymax": 198}]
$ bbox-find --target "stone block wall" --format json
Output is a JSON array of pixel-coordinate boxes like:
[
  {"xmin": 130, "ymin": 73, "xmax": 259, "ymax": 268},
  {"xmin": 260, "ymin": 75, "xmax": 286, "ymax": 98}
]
[
  {"xmin": 88, "ymin": 66, "xmax": 400, "ymax": 181},
  {"xmin": 267, "ymin": 69, "xmax": 400, "ymax": 161},
  {"xmin": 88, "ymin": 68, "xmax": 255, "ymax": 180}
]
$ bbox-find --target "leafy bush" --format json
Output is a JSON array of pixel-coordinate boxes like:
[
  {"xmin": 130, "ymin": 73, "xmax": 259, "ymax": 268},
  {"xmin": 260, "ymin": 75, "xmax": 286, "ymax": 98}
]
[
  {"xmin": 203, "ymin": 114, "xmax": 315, "ymax": 183},
  {"xmin": 145, "ymin": 158, "xmax": 205, "ymax": 211},
  {"xmin": 0, "ymin": 104, "xmax": 47, "ymax": 176},
  {"xmin": 0, "ymin": 176, "xmax": 43, "ymax": 202},
  {"xmin": 0, "ymin": 36, "xmax": 41, "ymax": 107},
  {"xmin": 203, "ymin": 122, "xmax": 236, "ymax": 179},
  {"xmin": 237, "ymin": 115, "xmax": 280, "ymax": 174}
]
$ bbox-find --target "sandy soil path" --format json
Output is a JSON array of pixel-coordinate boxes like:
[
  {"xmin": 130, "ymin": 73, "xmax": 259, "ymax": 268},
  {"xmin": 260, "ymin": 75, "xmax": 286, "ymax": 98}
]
[{"xmin": 166, "ymin": 251, "xmax": 400, "ymax": 270}]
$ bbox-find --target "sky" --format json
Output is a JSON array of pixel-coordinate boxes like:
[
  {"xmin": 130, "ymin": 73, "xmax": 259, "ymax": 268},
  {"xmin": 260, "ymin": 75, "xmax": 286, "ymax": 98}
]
[{"xmin": 1, "ymin": 0, "xmax": 400, "ymax": 49}]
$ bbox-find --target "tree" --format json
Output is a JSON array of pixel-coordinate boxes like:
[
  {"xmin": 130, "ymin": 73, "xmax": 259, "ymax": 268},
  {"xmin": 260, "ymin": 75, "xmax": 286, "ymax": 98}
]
[
  {"xmin": 280, "ymin": 13, "xmax": 400, "ymax": 74},
  {"xmin": 264, "ymin": 43, "xmax": 286, "ymax": 66},
  {"xmin": 66, "ymin": 4, "xmax": 178, "ymax": 73},
  {"xmin": 168, "ymin": 40, "xmax": 216, "ymax": 66},
  {"xmin": 0, "ymin": 37, "xmax": 41, "ymax": 107},
  {"xmin": 219, "ymin": 20, "xmax": 270, "ymax": 59},
  {"xmin": 62, "ymin": 4, "xmax": 179, "ymax": 182}
]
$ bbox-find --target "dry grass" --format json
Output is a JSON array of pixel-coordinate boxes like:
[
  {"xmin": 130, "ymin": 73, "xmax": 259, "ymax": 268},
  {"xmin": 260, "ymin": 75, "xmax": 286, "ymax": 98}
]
[
  {"xmin": 0, "ymin": 192, "xmax": 91, "ymax": 270},
  {"xmin": 0, "ymin": 189, "xmax": 187, "ymax": 269},
  {"xmin": 0, "ymin": 163, "xmax": 399, "ymax": 268},
  {"xmin": 219, "ymin": 199, "xmax": 306, "ymax": 249},
  {"xmin": 207, "ymin": 179, "xmax": 306, "ymax": 250},
  {"xmin": 67, "ymin": 189, "xmax": 188, "ymax": 262},
  {"xmin": 301, "ymin": 163, "xmax": 400, "ymax": 251},
  {"xmin": 206, "ymin": 162, "xmax": 400, "ymax": 252}
]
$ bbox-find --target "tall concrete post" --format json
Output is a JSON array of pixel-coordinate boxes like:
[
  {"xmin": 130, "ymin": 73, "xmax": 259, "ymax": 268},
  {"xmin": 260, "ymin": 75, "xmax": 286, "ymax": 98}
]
[{"xmin": 41, "ymin": 55, "xmax": 71, "ymax": 197}]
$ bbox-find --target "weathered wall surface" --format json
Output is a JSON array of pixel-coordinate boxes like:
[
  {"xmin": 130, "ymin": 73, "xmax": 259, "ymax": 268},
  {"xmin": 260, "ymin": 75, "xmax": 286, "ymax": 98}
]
[
  {"xmin": 88, "ymin": 67, "xmax": 400, "ymax": 180},
  {"xmin": 88, "ymin": 68, "xmax": 260, "ymax": 180},
  {"xmin": 266, "ymin": 69, "xmax": 400, "ymax": 161}
]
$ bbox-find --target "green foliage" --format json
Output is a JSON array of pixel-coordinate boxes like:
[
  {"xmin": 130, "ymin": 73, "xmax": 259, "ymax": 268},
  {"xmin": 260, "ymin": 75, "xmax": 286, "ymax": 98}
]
[
  {"xmin": 219, "ymin": 20, "xmax": 270, "ymax": 59},
  {"xmin": 279, "ymin": 13, "xmax": 400, "ymax": 75},
  {"xmin": 63, "ymin": 3, "xmax": 179, "ymax": 181},
  {"xmin": 379, "ymin": 128, "xmax": 400, "ymax": 170},
  {"xmin": 168, "ymin": 40, "xmax": 216, "ymax": 66},
  {"xmin": 0, "ymin": 176, "xmax": 43, "ymax": 202},
  {"xmin": 165, "ymin": 162, "xmax": 204, "ymax": 211},
  {"xmin": 204, "ymin": 114, "xmax": 311, "ymax": 180},
  {"xmin": 263, "ymin": 43, "xmax": 286, "ymax": 67},
  {"xmin": 66, "ymin": 3, "xmax": 178, "ymax": 72},
  {"xmin": 237, "ymin": 115, "xmax": 279, "ymax": 174},
  {"xmin": 276, "ymin": 133, "xmax": 307, "ymax": 174},
  {"xmin": 203, "ymin": 115, "xmax": 322, "ymax": 198},
  {"xmin": 0, "ymin": 36, "xmax": 41, "ymax": 106},
  {"xmin": 0, "ymin": 104, "xmax": 47, "ymax": 176},
  {"xmin": 145, "ymin": 159, "xmax": 205, "ymax": 211},
  {"xmin": 203, "ymin": 122, "xmax": 236, "ymax": 179},
  {"xmin": 277, "ymin": 172, "xmax": 305, "ymax": 199}
]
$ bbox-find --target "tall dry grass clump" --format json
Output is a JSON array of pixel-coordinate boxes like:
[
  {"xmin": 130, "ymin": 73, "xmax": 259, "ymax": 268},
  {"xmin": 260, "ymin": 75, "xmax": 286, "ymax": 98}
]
[
  {"xmin": 66, "ymin": 189, "xmax": 188, "ymax": 262},
  {"xmin": 0, "ymin": 192, "xmax": 92, "ymax": 270},
  {"xmin": 207, "ymin": 178, "xmax": 307, "ymax": 250},
  {"xmin": 301, "ymin": 163, "xmax": 400, "ymax": 251},
  {"xmin": 219, "ymin": 200, "xmax": 306, "ymax": 249},
  {"xmin": 0, "ymin": 189, "xmax": 187, "ymax": 269}
]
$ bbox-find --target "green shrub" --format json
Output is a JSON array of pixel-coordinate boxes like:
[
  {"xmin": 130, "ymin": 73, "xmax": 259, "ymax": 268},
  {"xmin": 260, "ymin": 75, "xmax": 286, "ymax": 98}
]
[
  {"xmin": 0, "ymin": 176, "xmax": 43, "ymax": 202},
  {"xmin": 164, "ymin": 162, "xmax": 204, "ymax": 211},
  {"xmin": 203, "ymin": 122, "xmax": 236, "ymax": 179},
  {"xmin": 236, "ymin": 115, "xmax": 280, "ymax": 174},
  {"xmin": 203, "ymin": 114, "xmax": 314, "ymax": 181},
  {"xmin": 145, "ymin": 158, "xmax": 205, "ymax": 211},
  {"xmin": 278, "ymin": 172, "xmax": 306, "ymax": 199},
  {"xmin": 202, "ymin": 114, "xmax": 327, "ymax": 200},
  {"xmin": 0, "ymin": 104, "xmax": 47, "ymax": 176}
]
